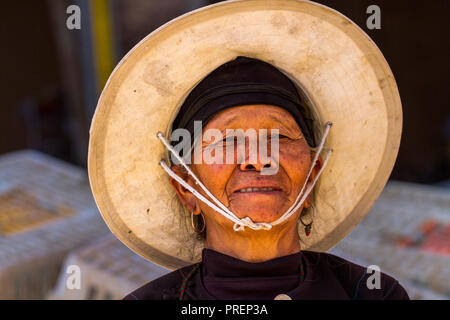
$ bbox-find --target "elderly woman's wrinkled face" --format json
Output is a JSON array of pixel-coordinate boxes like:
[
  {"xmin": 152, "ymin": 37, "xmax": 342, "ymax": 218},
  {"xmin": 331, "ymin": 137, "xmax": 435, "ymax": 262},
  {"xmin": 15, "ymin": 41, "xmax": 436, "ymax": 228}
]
[{"xmin": 180, "ymin": 105, "xmax": 313, "ymax": 226}]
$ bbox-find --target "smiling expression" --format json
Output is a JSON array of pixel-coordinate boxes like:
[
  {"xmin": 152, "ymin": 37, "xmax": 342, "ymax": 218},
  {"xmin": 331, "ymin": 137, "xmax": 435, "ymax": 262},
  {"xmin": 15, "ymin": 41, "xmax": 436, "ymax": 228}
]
[{"xmin": 187, "ymin": 105, "xmax": 314, "ymax": 225}]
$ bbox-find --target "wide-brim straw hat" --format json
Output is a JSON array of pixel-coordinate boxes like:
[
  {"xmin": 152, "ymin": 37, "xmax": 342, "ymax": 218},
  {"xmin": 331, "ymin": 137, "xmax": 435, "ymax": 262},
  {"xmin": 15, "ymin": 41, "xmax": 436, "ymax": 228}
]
[{"xmin": 88, "ymin": 0, "xmax": 402, "ymax": 270}]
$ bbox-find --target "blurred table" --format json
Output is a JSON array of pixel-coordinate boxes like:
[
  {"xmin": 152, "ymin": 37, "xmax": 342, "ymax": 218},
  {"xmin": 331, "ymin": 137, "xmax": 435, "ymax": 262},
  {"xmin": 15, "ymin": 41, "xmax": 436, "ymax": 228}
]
[
  {"xmin": 48, "ymin": 234, "xmax": 169, "ymax": 300},
  {"xmin": 0, "ymin": 150, "xmax": 110, "ymax": 299},
  {"xmin": 330, "ymin": 181, "xmax": 450, "ymax": 299}
]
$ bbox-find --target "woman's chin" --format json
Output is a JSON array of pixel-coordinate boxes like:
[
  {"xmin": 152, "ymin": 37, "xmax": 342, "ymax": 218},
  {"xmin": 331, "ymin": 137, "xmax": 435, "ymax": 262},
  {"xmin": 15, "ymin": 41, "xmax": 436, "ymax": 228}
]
[
  {"xmin": 226, "ymin": 192, "xmax": 294, "ymax": 224},
  {"xmin": 231, "ymin": 204, "xmax": 286, "ymax": 224}
]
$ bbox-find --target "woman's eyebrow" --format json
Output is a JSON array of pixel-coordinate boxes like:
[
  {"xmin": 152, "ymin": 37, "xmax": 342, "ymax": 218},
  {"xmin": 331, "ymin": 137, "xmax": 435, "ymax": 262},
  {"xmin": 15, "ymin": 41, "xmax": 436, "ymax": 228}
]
[
  {"xmin": 215, "ymin": 113, "xmax": 300, "ymax": 133},
  {"xmin": 268, "ymin": 115, "xmax": 300, "ymax": 133},
  {"xmin": 221, "ymin": 115, "xmax": 239, "ymax": 127}
]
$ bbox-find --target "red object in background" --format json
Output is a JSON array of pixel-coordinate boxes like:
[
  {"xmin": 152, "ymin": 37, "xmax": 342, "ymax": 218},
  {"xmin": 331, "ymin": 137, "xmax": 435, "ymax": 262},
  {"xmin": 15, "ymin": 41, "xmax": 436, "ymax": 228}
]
[
  {"xmin": 420, "ymin": 224, "xmax": 450, "ymax": 255},
  {"xmin": 394, "ymin": 220, "xmax": 450, "ymax": 255},
  {"xmin": 396, "ymin": 236, "xmax": 414, "ymax": 248},
  {"xmin": 420, "ymin": 220, "xmax": 439, "ymax": 235}
]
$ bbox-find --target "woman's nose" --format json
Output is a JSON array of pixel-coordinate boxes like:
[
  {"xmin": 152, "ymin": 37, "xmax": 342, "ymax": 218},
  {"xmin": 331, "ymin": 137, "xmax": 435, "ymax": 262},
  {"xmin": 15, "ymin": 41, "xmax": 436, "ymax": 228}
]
[{"xmin": 239, "ymin": 157, "xmax": 273, "ymax": 172}]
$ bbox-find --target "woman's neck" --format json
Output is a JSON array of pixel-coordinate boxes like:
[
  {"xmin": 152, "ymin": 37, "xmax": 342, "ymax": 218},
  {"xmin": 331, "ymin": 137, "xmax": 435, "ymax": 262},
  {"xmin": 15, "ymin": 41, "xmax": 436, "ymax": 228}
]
[{"xmin": 204, "ymin": 222, "xmax": 301, "ymax": 262}]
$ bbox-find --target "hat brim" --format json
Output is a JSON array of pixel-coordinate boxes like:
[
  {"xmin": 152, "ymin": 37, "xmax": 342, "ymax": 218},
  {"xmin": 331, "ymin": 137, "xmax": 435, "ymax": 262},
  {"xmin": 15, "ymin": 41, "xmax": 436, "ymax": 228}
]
[{"xmin": 88, "ymin": 0, "xmax": 402, "ymax": 270}]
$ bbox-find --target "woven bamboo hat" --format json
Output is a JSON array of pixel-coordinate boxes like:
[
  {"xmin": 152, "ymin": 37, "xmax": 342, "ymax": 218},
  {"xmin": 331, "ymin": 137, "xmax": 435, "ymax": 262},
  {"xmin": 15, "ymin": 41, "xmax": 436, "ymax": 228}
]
[{"xmin": 88, "ymin": 0, "xmax": 402, "ymax": 270}]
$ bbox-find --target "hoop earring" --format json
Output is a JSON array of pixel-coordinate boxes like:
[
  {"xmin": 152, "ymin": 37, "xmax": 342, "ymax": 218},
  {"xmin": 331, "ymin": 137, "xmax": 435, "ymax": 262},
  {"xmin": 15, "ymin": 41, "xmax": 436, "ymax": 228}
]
[
  {"xmin": 299, "ymin": 204, "xmax": 315, "ymax": 236},
  {"xmin": 191, "ymin": 211, "xmax": 206, "ymax": 233}
]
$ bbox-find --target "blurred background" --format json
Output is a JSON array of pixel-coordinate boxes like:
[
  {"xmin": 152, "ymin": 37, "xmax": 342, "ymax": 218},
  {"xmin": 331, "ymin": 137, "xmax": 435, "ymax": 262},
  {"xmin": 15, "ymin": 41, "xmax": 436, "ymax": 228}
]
[{"xmin": 0, "ymin": 0, "xmax": 448, "ymax": 300}]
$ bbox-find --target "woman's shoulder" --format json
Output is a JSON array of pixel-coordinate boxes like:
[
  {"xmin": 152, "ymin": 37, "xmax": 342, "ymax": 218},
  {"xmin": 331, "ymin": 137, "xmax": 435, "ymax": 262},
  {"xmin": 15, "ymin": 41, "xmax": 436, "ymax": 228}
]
[
  {"xmin": 123, "ymin": 263, "xmax": 200, "ymax": 300},
  {"xmin": 301, "ymin": 251, "xmax": 410, "ymax": 300}
]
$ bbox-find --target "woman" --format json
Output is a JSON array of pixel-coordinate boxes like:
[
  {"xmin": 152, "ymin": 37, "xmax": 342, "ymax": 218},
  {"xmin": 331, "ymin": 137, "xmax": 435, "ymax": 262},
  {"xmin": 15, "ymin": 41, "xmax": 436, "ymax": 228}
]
[{"xmin": 88, "ymin": 1, "xmax": 408, "ymax": 300}]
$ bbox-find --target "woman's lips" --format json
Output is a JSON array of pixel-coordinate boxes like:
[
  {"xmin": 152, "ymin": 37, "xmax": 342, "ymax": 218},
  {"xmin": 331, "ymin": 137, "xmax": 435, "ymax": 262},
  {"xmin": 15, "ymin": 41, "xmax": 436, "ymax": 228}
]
[{"xmin": 233, "ymin": 187, "xmax": 283, "ymax": 194}]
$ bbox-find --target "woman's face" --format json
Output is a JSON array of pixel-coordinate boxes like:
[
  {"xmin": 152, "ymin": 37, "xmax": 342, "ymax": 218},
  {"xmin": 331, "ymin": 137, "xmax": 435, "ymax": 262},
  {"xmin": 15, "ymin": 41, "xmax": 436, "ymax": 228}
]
[{"xmin": 172, "ymin": 105, "xmax": 316, "ymax": 229}]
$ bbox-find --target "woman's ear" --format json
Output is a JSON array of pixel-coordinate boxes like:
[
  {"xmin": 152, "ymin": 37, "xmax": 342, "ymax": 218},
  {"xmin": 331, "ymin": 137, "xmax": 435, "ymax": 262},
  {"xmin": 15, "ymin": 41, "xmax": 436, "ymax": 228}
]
[
  {"xmin": 304, "ymin": 152, "xmax": 323, "ymax": 207},
  {"xmin": 169, "ymin": 165, "xmax": 201, "ymax": 214}
]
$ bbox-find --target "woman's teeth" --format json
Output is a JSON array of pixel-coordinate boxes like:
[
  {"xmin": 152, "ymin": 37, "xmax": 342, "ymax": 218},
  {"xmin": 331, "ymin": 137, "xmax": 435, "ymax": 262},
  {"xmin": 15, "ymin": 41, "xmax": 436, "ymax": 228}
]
[{"xmin": 238, "ymin": 187, "xmax": 275, "ymax": 193}]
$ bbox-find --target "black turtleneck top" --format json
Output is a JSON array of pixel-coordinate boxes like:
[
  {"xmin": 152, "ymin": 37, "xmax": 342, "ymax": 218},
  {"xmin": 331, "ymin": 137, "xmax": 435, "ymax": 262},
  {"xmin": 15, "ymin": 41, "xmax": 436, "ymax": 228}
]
[
  {"xmin": 201, "ymin": 249, "xmax": 303, "ymax": 300},
  {"xmin": 124, "ymin": 249, "xmax": 409, "ymax": 300}
]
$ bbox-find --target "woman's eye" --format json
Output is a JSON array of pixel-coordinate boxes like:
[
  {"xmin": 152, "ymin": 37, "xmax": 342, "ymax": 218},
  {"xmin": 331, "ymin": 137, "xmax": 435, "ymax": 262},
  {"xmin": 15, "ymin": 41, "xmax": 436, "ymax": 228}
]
[
  {"xmin": 274, "ymin": 134, "xmax": 290, "ymax": 140},
  {"xmin": 223, "ymin": 136, "xmax": 236, "ymax": 144},
  {"xmin": 209, "ymin": 134, "xmax": 291, "ymax": 147}
]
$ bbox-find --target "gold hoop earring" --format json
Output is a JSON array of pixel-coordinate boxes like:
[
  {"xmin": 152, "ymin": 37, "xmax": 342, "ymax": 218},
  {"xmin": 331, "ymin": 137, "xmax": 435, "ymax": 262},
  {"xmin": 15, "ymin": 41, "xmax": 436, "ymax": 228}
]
[
  {"xmin": 191, "ymin": 211, "xmax": 205, "ymax": 233},
  {"xmin": 299, "ymin": 204, "xmax": 315, "ymax": 236}
]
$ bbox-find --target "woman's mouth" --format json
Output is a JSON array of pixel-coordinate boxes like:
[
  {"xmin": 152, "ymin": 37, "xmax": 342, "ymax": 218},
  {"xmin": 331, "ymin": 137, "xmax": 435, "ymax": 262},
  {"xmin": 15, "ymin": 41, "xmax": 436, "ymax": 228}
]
[{"xmin": 235, "ymin": 187, "xmax": 282, "ymax": 193}]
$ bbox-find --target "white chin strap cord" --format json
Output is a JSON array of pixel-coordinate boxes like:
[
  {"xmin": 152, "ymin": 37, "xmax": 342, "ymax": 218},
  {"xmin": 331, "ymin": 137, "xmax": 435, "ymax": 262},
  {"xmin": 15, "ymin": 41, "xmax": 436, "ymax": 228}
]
[{"xmin": 157, "ymin": 122, "xmax": 333, "ymax": 232}]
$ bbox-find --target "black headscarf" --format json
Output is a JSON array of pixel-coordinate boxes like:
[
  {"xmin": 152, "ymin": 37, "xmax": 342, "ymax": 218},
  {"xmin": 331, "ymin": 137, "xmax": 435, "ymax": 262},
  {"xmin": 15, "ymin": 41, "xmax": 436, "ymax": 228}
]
[{"xmin": 171, "ymin": 56, "xmax": 316, "ymax": 147}]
